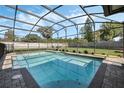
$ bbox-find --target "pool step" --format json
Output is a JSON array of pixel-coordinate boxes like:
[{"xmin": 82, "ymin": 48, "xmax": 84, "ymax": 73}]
[
  {"xmin": 13, "ymin": 56, "xmax": 57, "ymax": 69},
  {"xmin": 57, "ymin": 56, "xmax": 92, "ymax": 67}
]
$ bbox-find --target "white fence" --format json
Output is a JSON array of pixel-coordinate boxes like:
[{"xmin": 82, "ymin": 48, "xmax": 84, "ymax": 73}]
[{"xmin": 2, "ymin": 42, "xmax": 68, "ymax": 51}]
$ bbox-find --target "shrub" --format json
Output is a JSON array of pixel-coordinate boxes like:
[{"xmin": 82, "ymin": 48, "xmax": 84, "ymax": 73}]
[
  {"xmin": 73, "ymin": 50, "xmax": 76, "ymax": 53},
  {"xmin": 59, "ymin": 49, "xmax": 61, "ymax": 51},
  {"xmin": 56, "ymin": 49, "xmax": 58, "ymax": 51},
  {"xmin": 102, "ymin": 53, "xmax": 105, "ymax": 55},
  {"xmin": 62, "ymin": 49, "xmax": 64, "ymax": 52},
  {"xmin": 79, "ymin": 51, "xmax": 81, "ymax": 53},
  {"xmin": 91, "ymin": 52, "xmax": 94, "ymax": 55},
  {"xmin": 52, "ymin": 46, "xmax": 54, "ymax": 48},
  {"xmin": 66, "ymin": 50, "xmax": 68, "ymax": 52},
  {"xmin": 84, "ymin": 50, "xmax": 88, "ymax": 54},
  {"xmin": 117, "ymin": 55, "xmax": 122, "ymax": 57}
]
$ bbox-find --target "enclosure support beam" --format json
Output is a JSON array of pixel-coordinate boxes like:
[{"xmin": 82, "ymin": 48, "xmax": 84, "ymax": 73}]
[
  {"xmin": 64, "ymin": 27, "xmax": 67, "ymax": 50},
  {"xmin": 42, "ymin": 5, "xmax": 77, "ymax": 26},
  {"xmin": 47, "ymin": 38, "xmax": 48, "ymax": 49},
  {"xmin": 50, "ymin": 12, "xmax": 120, "ymax": 27},
  {"xmin": 52, "ymin": 27, "xmax": 65, "ymax": 35},
  {"xmin": 93, "ymin": 23, "xmax": 96, "ymax": 54},
  {"xmin": 50, "ymin": 13, "xmax": 103, "ymax": 28},
  {"xmin": 12, "ymin": 5, "xmax": 18, "ymax": 52},
  {"xmin": 6, "ymin": 5, "xmax": 65, "ymax": 28},
  {"xmin": 0, "ymin": 25, "xmax": 37, "ymax": 32},
  {"xmin": 52, "ymin": 22, "xmax": 123, "ymax": 36},
  {"xmin": 57, "ymin": 32, "xmax": 59, "ymax": 49},
  {"xmin": 28, "ymin": 5, "xmax": 63, "ymax": 36},
  {"xmin": 92, "ymin": 14, "xmax": 121, "ymax": 23},
  {"xmin": 107, "ymin": 21, "xmax": 112, "ymax": 56},
  {"xmin": 75, "ymin": 25, "xmax": 79, "ymax": 53},
  {"xmin": 80, "ymin": 5, "xmax": 96, "ymax": 53},
  {"xmin": 51, "ymin": 34, "xmax": 53, "ymax": 49},
  {"xmin": 0, "ymin": 29, "xmax": 10, "ymax": 32},
  {"xmin": 27, "ymin": 11, "xmax": 52, "ymax": 48},
  {"xmin": 63, "ymin": 22, "xmax": 123, "ymax": 28},
  {"xmin": 123, "ymin": 22, "xmax": 124, "ymax": 58},
  {"xmin": 0, "ymin": 15, "xmax": 44, "ymax": 28},
  {"xmin": 39, "ymin": 34, "xmax": 42, "ymax": 49}
]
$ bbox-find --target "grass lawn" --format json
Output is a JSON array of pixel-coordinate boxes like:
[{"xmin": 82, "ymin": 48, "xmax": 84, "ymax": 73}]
[
  {"xmin": 60, "ymin": 47, "xmax": 123, "ymax": 57},
  {"xmin": 8, "ymin": 47, "xmax": 123, "ymax": 57}
]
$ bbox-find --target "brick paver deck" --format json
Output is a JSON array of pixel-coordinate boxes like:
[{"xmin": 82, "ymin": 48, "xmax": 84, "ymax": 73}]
[
  {"xmin": 102, "ymin": 64, "xmax": 124, "ymax": 88},
  {"xmin": 0, "ymin": 69, "xmax": 26, "ymax": 88},
  {"xmin": 0, "ymin": 53, "xmax": 26, "ymax": 88}
]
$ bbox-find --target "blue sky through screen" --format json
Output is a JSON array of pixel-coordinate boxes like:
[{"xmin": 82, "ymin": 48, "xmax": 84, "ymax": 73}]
[{"xmin": 0, "ymin": 5, "xmax": 124, "ymax": 39}]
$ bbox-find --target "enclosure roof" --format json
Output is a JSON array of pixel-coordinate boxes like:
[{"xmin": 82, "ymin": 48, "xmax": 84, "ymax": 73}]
[{"xmin": 0, "ymin": 5, "xmax": 124, "ymax": 37}]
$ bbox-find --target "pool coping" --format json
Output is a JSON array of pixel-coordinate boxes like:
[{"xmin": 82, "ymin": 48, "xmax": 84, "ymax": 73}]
[
  {"xmin": 89, "ymin": 63, "xmax": 107, "ymax": 88},
  {"xmin": 20, "ymin": 68, "xmax": 39, "ymax": 88},
  {"xmin": 64, "ymin": 52, "xmax": 105, "ymax": 59},
  {"xmin": 44, "ymin": 50, "xmax": 105, "ymax": 59}
]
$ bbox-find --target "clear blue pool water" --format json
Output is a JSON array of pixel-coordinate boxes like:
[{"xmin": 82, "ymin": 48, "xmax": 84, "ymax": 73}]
[{"xmin": 12, "ymin": 51, "xmax": 102, "ymax": 88}]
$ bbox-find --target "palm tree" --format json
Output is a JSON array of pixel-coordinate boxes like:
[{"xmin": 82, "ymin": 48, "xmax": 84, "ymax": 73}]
[
  {"xmin": 37, "ymin": 26, "xmax": 53, "ymax": 39},
  {"xmin": 37, "ymin": 26, "xmax": 54, "ymax": 49}
]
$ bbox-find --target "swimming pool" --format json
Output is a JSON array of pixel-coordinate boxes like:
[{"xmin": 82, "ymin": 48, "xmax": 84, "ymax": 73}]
[{"xmin": 12, "ymin": 51, "xmax": 103, "ymax": 88}]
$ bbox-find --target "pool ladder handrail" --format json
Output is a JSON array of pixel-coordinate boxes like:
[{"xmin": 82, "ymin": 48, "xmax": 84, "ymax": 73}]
[
  {"xmin": 22, "ymin": 56, "xmax": 30, "ymax": 68},
  {"xmin": 12, "ymin": 55, "xmax": 56, "ymax": 68},
  {"xmin": 21, "ymin": 53, "xmax": 53, "ymax": 60},
  {"xmin": 11, "ymin": 55, "xmax": 29, "ymax": 69},
  {"xmin": 12, "ymin": 53, "xmax": 53, "ymax": 61},
  {"xmin": 57, "ymin": 56, "xmax": 94, "ymax": 69},
  {"xmin": 11, "ymin": 55, "xmax": 22, "ymax": 69},
  {"xmin": 59, "ymin": 56, "xmax": 90, "ymax": 64}
]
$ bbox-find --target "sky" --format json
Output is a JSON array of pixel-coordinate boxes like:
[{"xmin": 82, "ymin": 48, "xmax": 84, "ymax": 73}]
[{"xmin": 0, "ymin": 5, "xmax": 124, "ymax": 39}]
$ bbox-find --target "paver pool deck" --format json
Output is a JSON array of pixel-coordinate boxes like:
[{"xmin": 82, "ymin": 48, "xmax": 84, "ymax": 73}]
[{"xmin": 0, "ymin": 52, "xmax": 124, "ymax": 88}]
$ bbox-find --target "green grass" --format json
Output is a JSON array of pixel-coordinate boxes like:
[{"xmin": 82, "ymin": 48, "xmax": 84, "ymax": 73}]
[
  {"xmin": 60, "ymin": 47, "xmax": 123, "ymax": 57},
  {"xmin": 7, "ymin": 47, "xmax": 123, "ymax": 57}
]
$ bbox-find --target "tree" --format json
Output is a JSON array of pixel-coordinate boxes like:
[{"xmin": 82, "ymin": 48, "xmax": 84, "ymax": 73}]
[
  {"xmin": 15, "ymin": 36, "xmax": 21, "ymax": 42},
  {"xmin": 37, "ymin": 26, "xmax": 53, "ymax": 39},
  {"xmin": 100, "ymin": 23, "xmax": 112, "ymax": 41},
  {"xmin": 100, "ymin": 22, "xmax": 123, "ymax": 41},
  {"xmin": 4, "ymin": 30, "xmax": 14, "ymax": 41},
  {"xmin": 22, "ymin": 34, "xmax": 41, "ymax": 42},
  {"xmin": 94, "ymin": 30, "xmax": 101, "ymax": 42},
  {"xmin": 80, "ymin": 18, "xmax": 93, "ymax": 42},
  {"xmin": 80, "ymin": 26, "xmax": 85, "ymax": 38}
]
